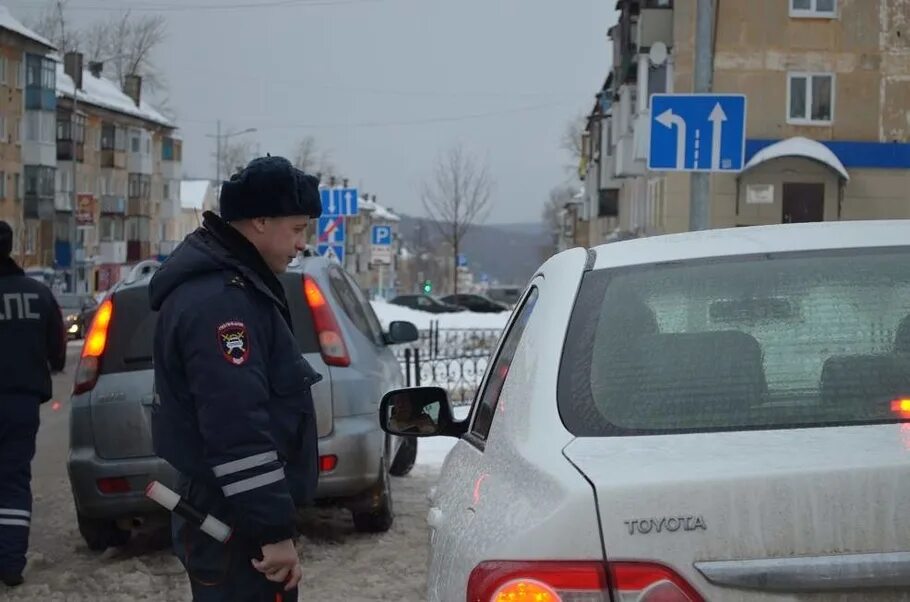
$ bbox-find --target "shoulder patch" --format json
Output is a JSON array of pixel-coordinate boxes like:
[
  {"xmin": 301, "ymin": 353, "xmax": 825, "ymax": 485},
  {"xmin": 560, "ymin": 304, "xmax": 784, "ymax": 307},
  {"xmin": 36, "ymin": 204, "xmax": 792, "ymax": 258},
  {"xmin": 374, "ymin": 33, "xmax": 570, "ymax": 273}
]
[{"xmin": 217, "ymin": 321, "xmax": 250, "ymax": 365}]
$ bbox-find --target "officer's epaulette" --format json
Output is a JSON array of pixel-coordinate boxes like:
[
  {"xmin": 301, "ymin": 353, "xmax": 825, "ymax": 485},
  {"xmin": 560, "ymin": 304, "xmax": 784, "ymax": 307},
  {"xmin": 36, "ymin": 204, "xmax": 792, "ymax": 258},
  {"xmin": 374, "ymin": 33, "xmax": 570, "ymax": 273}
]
[{"xmin": 225, "ymin": 273, "xmax": 247, "ymax": 289}]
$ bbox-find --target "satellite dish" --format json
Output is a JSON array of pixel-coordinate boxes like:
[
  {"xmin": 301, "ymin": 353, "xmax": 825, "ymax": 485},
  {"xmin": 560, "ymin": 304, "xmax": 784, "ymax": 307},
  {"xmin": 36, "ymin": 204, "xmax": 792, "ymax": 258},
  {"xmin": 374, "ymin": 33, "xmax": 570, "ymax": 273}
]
[{"xmin": 649, "ymin": 42, "xmax": 668, "ymax": 66}]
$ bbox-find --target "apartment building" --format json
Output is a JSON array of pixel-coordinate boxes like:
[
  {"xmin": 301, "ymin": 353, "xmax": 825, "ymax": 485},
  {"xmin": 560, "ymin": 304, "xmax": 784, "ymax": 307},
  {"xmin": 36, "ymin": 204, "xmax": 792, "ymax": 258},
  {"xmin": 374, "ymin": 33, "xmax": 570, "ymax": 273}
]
[
  {"xmin": 0, "ymin": 8, "xmax": 57, "ymax": 270},
  {"xmin": 582, "ymin": 0, "xmax": 910, "ymax": 243},
  {"xmin": 57, "ymin": 52, "xmax": 180, "ymax": 293},
  {"xmin": 344, "ymin": 194, "xmax": 402, "ymax": 298}
]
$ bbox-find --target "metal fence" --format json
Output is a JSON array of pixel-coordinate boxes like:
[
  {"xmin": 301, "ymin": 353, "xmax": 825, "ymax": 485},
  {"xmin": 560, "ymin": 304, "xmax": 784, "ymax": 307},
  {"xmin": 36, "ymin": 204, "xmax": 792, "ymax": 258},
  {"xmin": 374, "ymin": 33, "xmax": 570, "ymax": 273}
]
[{"xmin": 395, "ymin": 325, "xmax": 503, "ymax": 406}]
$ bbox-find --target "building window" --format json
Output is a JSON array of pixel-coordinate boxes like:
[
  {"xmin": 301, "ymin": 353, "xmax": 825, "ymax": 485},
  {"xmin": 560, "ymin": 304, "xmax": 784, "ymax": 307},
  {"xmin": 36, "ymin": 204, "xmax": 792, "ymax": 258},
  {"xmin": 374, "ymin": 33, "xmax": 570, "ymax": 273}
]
[
  {"xmin": 25, "ymin": 222, "xmax": 36, "ymax": 254},
  {"xmin": 100, "ymin": 216, "xmax": 123, "ymax": 242},
  {"xmin": 0, "ymin": 172, "xmax": 6, "ymax": 199},
  {"xmin": 788, "ymin": 72, "xmax": 834, "ymax": 125},
  {"xmin": 25, "ymin": 111, "xmax": 55, "ymax": 143},
  {"xmin": 0, "ymin": 115, "xmax": 6, "ymax": 142},
  {"xmin": 24, "ymin": 165, "xmax": 55, "ymax": 197},
  {"xmin": 790, "ymin": 0, "xmax": 836, "ymax": 18},
  {"xmin": 0, "ymin": 57, "xmax": 7, "ymax": 87},
  {"xmin": 128, "ymin": 173, "xmax": 151, "ymax": 200},
  {"xmin": 42, "ymin": 58, "xmax": 54, "ymax": 89},
  {"xmin": 14, "ymin": 173, "xmax": 20, "ymax": 200},
  {"xmin": 163, "ymin": 180, "xmax": 170, "ymax": 200},
  {"xmin": 131, "ymin": 136, "xmax": 140, "ymax": 153},
  {"xmin": 162, "ymin": 137, "xmax": 174, "ymax": 161},
  {"xmin": 101, "ymin": 123, "xmax": 115, "ymax": 150}
]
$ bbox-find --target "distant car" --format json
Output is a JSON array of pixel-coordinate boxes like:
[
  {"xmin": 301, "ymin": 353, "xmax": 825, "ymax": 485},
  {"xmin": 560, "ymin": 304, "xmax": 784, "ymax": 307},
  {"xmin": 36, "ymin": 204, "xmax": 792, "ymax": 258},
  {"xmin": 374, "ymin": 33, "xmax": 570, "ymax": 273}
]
[
  {"xmin": 68, "ymin": 256, "xmax": 419, "ymax": 551},
  {"xmin": 390, "ymin": 294, "xmax": 464, "ymax": 314},
  {"xmin": 380, "ymin": 220, "xmax": 910, "ymax": 601},
  {"xmin": 56, "ymin": 293, "xmax": 98, "ymax": 339},
  {"xmin": 485, "ymin": 285, "xmax": 522, "ymax": 308},
  {"xmin": 440, "ymin": 294, "xmax": 508, "ymax": 314}
]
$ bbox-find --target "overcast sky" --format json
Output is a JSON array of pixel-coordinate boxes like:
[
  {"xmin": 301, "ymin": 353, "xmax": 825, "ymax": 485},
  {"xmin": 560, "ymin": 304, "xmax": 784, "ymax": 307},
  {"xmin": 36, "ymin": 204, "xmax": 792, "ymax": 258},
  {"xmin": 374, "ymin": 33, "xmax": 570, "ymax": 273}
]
[{"xmin": 11, "ymin": 0, "xmax": 617, "ymax": 224}]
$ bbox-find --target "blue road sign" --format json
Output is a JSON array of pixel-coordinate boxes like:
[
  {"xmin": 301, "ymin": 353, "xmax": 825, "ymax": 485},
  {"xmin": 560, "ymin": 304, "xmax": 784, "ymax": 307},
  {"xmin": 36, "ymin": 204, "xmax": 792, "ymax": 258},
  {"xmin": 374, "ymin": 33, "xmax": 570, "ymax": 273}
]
[
  {"xmin": 317, "ymin": 243, "xmax": 345, "ymax": 264},
  {"xmin": 318, "ymin": 216, "xmax": 345, "ymax": 244},
  {"xmin": 648, "ymin": 94, "xmax": 747, "ymax": 173},
  {"xmin": 320, "ymin": 188, "xmax": 360, "ymax": 216},
  {"xmin": 457, "ymin": 254, "xmax": 468, "ymax": 268},
  {"xmin": 371, "ymin": 225, "xmax": 392, "ymax": 246}
]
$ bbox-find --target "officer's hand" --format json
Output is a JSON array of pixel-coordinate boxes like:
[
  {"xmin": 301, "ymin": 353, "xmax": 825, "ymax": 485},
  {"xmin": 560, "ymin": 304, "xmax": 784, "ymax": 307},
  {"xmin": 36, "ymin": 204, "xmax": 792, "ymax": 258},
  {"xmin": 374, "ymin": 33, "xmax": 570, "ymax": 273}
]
[{"xmin": 252, "ymin": 539, "xmax": 302, "ymax": 591}]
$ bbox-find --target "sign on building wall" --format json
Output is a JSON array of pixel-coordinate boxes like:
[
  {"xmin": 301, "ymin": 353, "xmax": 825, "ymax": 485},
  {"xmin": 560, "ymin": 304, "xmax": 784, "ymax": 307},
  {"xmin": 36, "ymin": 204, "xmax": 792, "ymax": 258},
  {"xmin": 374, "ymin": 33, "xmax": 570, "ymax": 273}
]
[
  {"xmin": 746, "ymin": 184, "xmax": 775, "ymax": 205},
  {"xmin": 76, "ymin": 193, "xmax": 97, "ymax": 225}
]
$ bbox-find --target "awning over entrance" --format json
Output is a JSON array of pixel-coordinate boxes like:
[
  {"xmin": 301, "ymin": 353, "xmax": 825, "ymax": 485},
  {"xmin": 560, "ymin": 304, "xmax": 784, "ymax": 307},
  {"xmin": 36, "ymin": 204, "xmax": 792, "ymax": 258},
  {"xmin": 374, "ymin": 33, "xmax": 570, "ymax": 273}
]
[{"xmin": 742, "ymin": 137, "xmax": 850, "ymax": 181}]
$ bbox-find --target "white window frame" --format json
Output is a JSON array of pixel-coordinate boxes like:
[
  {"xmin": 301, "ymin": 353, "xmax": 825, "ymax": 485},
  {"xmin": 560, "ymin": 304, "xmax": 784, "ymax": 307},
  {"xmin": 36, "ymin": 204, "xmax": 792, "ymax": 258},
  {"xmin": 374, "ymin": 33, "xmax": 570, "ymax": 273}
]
[
  {"xmin": 790, "ymin": 0, "xmax": 837, "ymax": 18},
  {"xmin": 787, "ymin": 72, "xmax": 835, "ymax": 126},
  {"xmin": 0, "ymin": 57, "xmax": 7, "ymax": 87}
]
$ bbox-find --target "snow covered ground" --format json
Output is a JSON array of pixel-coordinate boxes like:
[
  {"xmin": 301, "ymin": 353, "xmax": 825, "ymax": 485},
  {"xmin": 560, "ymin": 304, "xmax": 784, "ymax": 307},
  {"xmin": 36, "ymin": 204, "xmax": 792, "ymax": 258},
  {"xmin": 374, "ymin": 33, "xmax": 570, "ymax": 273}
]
[{"xmin": 370, "ymin": 300, "xmax": 510, "ymax": 331}]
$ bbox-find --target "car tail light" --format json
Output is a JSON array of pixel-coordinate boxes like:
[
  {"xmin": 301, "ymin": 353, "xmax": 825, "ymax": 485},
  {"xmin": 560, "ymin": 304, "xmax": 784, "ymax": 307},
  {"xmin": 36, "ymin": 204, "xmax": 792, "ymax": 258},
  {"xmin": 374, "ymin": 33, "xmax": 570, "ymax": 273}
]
[
  {"xmin": 892, "ymin": 398, "xmax": 910, "ymax": 419},
  {"xmin": 319, "ymin": 455, "xmax": 337, "ymax": 472},
  {"xmin": 612, "ymin": 563, "xmax": 704, "ymax": 602},
  {"xmin": 97, "ymin": 477, "xmax": 131, "ymax": 494},
  {"xmin": 73, "ymin": 298, "xmax": 113, "ymax": 395},
  {"xmin": 303, "ymin": 276, "xmax": 350, "ymax": 367},
  {"xmin": 467, "ymin": 561, "xmax": 703, "ymax": 602},
  {"xmin": 468, "ymin": 561, "xmax": 609, "ymax": 602}
]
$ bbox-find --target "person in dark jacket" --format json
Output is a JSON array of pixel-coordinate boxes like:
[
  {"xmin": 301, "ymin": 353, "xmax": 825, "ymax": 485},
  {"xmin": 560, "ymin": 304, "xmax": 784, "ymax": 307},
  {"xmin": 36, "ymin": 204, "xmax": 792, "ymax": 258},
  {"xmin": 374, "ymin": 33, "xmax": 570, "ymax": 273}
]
[
  {"xmin": 0, "ymin": 220, "xmax": 66, "ymax": 588},
  {"xmin": 149, "ymin": 156, "xmax": 323, "ymax": 601}
]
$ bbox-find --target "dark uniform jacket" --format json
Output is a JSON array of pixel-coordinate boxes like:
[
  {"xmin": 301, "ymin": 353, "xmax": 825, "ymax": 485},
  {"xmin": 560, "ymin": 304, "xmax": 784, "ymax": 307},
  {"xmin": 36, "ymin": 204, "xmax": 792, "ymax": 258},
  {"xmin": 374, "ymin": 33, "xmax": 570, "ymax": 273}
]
[
  {"xmin": 0, "ymin": 258, "xmax": 66, "ymax": 401},
  {"xmin": 149, "ymin": 211, "xmax": 321, "ymax": 546}
]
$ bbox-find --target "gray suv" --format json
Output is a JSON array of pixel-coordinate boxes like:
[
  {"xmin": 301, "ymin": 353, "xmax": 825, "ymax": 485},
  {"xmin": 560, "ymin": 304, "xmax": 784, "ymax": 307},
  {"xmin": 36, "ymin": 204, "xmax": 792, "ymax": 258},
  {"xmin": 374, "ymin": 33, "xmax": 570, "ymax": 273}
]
[{"xmin": 67, "ymin": 257, "xmax": 418, "ymax": 550}]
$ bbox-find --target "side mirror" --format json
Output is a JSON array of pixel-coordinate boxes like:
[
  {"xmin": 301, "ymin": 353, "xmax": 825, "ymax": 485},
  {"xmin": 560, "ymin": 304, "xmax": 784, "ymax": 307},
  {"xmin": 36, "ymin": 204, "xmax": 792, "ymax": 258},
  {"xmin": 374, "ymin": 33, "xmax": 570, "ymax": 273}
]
[
  {"xmin": 385, "ymin": 320, "xmax": 419, "ymax": 345},
  {"xmin": 379, "ymin": 386, "xmax": 466, "ymax": 438}
]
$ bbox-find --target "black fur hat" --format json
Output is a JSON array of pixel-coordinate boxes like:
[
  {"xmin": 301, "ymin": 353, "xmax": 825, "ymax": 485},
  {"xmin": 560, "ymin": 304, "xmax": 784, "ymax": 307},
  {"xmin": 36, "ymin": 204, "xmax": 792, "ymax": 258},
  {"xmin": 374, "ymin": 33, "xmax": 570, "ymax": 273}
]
[{"xmin": 219, "ymin": 156, "xmax": 322, "ymax": 221}]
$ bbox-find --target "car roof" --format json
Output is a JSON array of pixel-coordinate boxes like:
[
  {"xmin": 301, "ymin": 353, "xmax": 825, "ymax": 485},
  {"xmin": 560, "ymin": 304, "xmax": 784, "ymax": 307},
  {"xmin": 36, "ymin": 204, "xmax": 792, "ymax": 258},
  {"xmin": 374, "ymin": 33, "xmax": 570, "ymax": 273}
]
[{"xmin": 592, "ymin": 220, "xmax": 910, "ymax": 271}]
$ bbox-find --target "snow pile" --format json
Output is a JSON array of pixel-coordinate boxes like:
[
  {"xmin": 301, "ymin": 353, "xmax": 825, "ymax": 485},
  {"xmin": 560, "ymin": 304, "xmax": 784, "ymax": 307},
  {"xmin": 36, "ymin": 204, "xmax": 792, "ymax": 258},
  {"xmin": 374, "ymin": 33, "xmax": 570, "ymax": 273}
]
[
  {"xmin": 57, "ymin": 65, "xmax": 173, "ymax": 128},
  {"xmin": 371, "ymin": 300, "xmax": 509, "ymax": 331},
  {"xmin": 0, "ymin": 6, "xmax": 54, "ymax": 50},
  {"xmin": 180, "ymin": 180, "xmax": 211, "ymax": 211},
  {"xmin": 360, "ymin": 198, "xmax": 400, "ymax": 223}
]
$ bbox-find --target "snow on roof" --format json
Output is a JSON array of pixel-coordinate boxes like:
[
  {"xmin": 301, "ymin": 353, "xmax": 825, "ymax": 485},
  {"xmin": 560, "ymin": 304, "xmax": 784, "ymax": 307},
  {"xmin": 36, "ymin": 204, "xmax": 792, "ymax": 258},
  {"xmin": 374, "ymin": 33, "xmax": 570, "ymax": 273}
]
[
  {"xmin": 180, "ymin": 180, "xmax": 211, "ymax": 211},
  {"xmin": 360, "ymin": 197, "xmax": 401, "ymax": 222},
  {"xmin": 0, "ymin": 6, "xmax": 55, "ymax": 50},
  {"xmin": 399, "ymin": 246, "xmax": 413, "ymax": 260},
  {"xmin": 743, "ymin": 136, "xmax": 849, "ymax": 181},
  {"xmin": 57, "ymin": 64, "xmax": 174, "ymax": 128}
]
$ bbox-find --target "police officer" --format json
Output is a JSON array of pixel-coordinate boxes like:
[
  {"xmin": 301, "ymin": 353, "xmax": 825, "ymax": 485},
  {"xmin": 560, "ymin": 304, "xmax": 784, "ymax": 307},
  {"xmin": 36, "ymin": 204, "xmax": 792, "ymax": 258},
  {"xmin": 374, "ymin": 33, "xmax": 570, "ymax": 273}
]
[
  {"xmin": 149, "ymin": 156, "xmax": 323, "ymax": 601},
  {"xmin": 0, "ymin": 220, "xmax": 66, "ymax": 587}
]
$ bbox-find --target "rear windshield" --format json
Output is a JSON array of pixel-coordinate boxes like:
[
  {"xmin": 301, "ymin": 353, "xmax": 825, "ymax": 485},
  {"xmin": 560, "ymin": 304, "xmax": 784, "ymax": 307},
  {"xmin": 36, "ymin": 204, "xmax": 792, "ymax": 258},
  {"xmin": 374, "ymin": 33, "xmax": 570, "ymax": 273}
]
[
  {"xmin": 101, "ymin": 275, "xmax": 319, "ymax": 374},
  {"xmin": 558, "ymin": 247, "xmax": 910, "ymax": 436},
  {"xmin": 102, "ymin": 286, "xmax": 156, "ymax": 374},
  {"xmin": 279, "ymin": 272, "xmax": 320, "ymax": 354}
]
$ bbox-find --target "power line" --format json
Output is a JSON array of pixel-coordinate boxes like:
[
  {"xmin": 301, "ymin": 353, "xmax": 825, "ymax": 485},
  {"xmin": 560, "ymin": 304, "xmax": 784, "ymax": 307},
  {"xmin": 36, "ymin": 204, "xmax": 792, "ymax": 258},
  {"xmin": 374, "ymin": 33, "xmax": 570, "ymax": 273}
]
[
  {"xmin": 9, "ymin": 0, "xmax": 382, "ymax": 12},
  {"xmin": 177, "ymin": 99, "xmax": 575, "ymax": 130}
]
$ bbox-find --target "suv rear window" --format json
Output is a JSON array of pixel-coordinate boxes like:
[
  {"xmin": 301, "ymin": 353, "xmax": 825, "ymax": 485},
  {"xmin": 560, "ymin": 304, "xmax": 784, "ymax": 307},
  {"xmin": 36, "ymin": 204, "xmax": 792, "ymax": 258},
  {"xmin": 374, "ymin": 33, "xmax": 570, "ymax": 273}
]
[
  {"xmin": 102, "ymin": 286, "xmax": 156, "ymax": 374},
  {"xmin": 279, "ymin": 272, "xmax": 320, "ymax": 354},
  {"xmin": 559, "ymin": 247, "xmax": 910, "ymax": 436}
]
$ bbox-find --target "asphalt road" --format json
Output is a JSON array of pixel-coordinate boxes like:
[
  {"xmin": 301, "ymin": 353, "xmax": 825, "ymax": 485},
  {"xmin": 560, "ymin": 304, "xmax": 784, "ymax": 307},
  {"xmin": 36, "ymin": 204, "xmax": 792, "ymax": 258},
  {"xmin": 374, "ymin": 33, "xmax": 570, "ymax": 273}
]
[{"xmin": 8, "ymin": 341, "xmax": 432, "ymax": 601}]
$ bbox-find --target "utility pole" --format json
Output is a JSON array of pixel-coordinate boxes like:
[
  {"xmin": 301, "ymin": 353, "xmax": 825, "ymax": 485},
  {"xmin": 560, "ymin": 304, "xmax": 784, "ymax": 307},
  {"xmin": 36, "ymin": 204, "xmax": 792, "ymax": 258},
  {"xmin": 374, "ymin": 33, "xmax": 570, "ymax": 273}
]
[
  {"xmin": 207, "ymin": 121, "xmax": 255, "ymax": 184},
  {"xmin": 215, "ymin": 119, "xmax": 221, "ymax": 184},
  {"xmin": 70, "ymin": 74, "xmax": 79, "ymax": 292},
  {"xmin": 689, "ymin": 0, "xmax": 715, "ymax": 231}
]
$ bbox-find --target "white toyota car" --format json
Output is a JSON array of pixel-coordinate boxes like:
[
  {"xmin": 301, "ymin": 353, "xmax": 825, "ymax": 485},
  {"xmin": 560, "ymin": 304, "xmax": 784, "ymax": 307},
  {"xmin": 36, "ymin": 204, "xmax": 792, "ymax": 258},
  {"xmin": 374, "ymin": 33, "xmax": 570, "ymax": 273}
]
[{"xmin": 381, "ymin": 220, "xmax": 910, "ymax": 602}]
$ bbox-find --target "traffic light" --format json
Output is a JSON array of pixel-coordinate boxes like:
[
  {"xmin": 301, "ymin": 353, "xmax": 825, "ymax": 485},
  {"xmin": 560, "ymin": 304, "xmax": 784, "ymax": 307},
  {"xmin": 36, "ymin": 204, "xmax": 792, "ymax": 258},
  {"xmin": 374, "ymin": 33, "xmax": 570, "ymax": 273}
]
[{"xmin": 422, "ymin": 280, "xmax": 432, "ymax": 294}]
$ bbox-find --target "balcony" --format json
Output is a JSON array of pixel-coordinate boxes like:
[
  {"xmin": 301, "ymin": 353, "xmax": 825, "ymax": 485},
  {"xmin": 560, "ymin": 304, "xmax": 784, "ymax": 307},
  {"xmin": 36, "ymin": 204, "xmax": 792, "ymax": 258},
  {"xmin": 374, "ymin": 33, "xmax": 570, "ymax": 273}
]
[
  {"xmin": 57, "ymin": 140, "xmax": 84, "ymax": 162},
  {"xmin": 126, "ymin": 240, "xmax": 151, "ymax": 262},
  {"xmin": 158, "ymin": 196, "xmax": 180, "ymax": 219},
  {"xmin": 22, "ymin": 141, "xmax": 56, "ymax": 167},
  {"xmin": 99, "ymin": 241, "xmax": 127, "ymax": 264},
  {"xmin": 101, "ymin": 195, "xmax": 127, "ymax": 214},
  {"xmin": 100, "ymin": 149, "xmax": 127, "ymax": 169},
  {"xmin": 55, "ymin": 191, "xmax": 73, "ymax": 212},
  {"xmin": 160, "ymin": 160, "xmax": 180, "ymax": 180},
  {"xmin": 25, "ymin": 87, "xmax": 56, "ymax": 111},
  {"xmin": 127, "ymin": 152, "xmax": 153, "ymax": 175},
  {"xmin": 24, "ymin": 195, "xmax": 55, "ymax": 220},
  {"xmin": 127, "ymin": 197, "xmax": 151, "ymax": 217},
  {"xmin": 637, "ymin": 6, "xmax": 674, "ymax": 49}
]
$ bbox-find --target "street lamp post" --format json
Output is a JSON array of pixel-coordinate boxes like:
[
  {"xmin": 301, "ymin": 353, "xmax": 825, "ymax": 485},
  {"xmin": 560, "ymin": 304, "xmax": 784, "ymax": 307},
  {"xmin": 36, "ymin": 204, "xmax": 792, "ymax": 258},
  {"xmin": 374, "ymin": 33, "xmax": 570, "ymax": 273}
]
[{"xmin": 206, "ymin": 121, "xmax": 257, "ymax": 184}]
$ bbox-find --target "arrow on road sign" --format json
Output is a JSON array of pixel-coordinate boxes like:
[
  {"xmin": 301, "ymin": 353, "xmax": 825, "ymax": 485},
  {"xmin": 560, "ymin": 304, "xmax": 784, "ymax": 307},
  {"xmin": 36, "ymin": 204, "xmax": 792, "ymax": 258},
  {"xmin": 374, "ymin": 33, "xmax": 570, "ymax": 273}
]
[
  {"xmin": 709, "ymin": 103, "xmax": 727, "ymax": 171},
  {"xmin": 656, "ymin": 108, "xmax": 687, "ymax": 170}
]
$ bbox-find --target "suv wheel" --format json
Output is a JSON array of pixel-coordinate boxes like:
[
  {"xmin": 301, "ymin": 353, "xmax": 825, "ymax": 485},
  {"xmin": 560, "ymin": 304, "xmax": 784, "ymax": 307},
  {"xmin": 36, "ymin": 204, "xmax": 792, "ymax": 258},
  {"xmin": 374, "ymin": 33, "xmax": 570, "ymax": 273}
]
[
  {"xmin": 351, "ymin": 442, "xmax": 394, "ymax": 533},
  {"xmin": 389, "ymin": 437, "xmax": 417, "ymax": 477},
  {"xmin": 77, "ymin": 512, "xmax": 131, "ymax": 551}
]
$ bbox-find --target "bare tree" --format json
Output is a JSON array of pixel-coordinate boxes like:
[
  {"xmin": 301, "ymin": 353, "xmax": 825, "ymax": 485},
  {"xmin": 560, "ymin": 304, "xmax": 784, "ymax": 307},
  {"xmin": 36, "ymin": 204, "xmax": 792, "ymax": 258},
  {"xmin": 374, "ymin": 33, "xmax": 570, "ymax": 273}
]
[
  {"xmin": 541, "ymin": 185, "xmax": 576, "ymax": 260},
  {"xmin": 103, "ymin": 11, "xmax": 168, "ymax": 92},
  {"xmin": 217, "ymin": 139, "xmax": 254, "ymax": 181},
  {"xmin": 28, "ymin": 2, "xmax": 168, "ymax": 93},
  {"xmin": 560, "ymin": 114, "xmax": 588, "ymax": 177},
  {"xmin": 293, "ymin": 135, "xmax": 338, "ymax": 179},
  {"xmin": 421, "ymin": 145, "xmax": 493, "ymax": 294}
]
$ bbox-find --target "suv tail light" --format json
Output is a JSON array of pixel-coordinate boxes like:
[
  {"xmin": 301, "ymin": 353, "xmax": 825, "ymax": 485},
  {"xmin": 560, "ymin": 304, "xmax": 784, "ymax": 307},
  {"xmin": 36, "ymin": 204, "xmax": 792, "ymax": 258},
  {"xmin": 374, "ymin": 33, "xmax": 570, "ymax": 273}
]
[
  {"xmin": 73, "ymin": 298, "xmax": 113, "ymax": 395},
  {"xmin": 303, "ymin": 276, "xmax": 350, "ymax": 367},
  {"xmin": 467, "ymin": 561, "xmax": 703, "ymax": 602}
]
